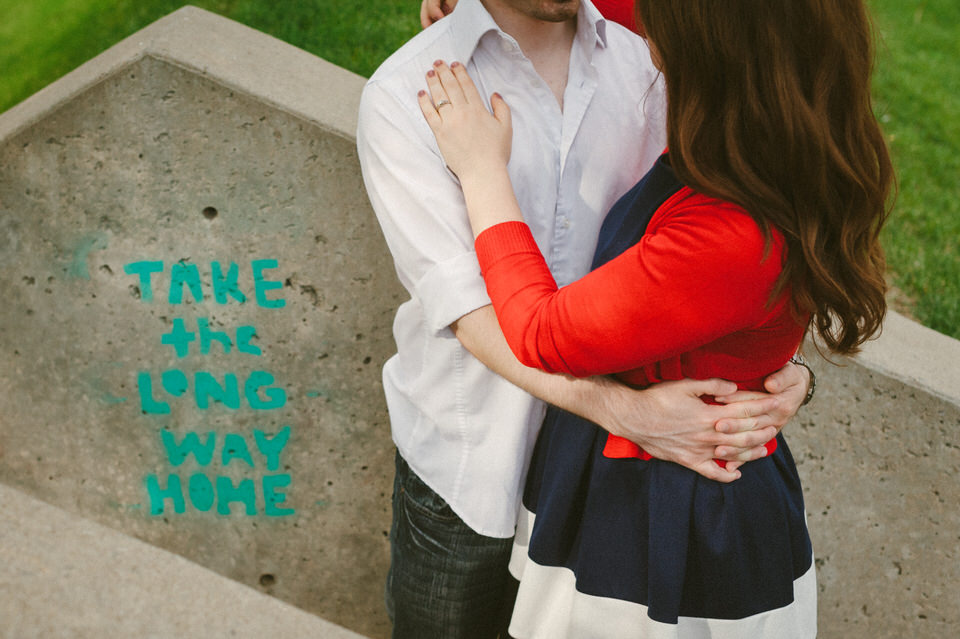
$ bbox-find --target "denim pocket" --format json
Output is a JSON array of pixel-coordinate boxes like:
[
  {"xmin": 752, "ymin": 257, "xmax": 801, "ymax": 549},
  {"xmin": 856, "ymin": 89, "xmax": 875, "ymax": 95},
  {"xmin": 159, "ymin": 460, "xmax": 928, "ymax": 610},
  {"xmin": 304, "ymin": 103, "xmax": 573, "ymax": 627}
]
[{"xmin": 396, "ymin": 453, "xmax": 460, "ymax": 522}]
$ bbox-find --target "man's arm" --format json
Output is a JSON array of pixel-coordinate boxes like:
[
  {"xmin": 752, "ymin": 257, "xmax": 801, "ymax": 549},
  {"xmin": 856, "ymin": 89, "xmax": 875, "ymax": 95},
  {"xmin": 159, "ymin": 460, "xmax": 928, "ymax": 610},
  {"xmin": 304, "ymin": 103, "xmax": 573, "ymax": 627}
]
[{"xmin": 453, "ymin": 306, "xmax": 808, "ymax": 482}]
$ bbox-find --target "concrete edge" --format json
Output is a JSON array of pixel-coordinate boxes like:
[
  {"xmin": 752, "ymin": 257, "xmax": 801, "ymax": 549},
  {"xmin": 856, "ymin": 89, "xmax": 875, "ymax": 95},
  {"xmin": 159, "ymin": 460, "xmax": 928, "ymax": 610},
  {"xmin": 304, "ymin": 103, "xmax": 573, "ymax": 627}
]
[
  {"xmin": 0, "ymin": 483, "xmax": 369, "ymax": 638},
  {"xmin": 848, "ymin": 309, "xmax": 960, "ymax": 408},
  {"xmin": 0, "ymin": 5, "xmax": 366, "ymax": 143}
]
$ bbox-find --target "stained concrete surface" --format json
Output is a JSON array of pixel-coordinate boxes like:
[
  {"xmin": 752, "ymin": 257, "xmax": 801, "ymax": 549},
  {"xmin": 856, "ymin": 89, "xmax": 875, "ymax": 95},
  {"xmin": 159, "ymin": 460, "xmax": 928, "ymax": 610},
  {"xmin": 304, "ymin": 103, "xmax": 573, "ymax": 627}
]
[
  {"xmin": 0, "ymin": 8, "xmax": 402, "ymax": 638},
  {"xmin": 0, "ymin": 483, "xmax": 367, "ymax": 639},
  {"xmin": 0, "ymin": 6, "xmax": 958, "ymax": 639},
  {"xmin": 793, "ymin": 346, "xmax": 960, "ymax": 637}
]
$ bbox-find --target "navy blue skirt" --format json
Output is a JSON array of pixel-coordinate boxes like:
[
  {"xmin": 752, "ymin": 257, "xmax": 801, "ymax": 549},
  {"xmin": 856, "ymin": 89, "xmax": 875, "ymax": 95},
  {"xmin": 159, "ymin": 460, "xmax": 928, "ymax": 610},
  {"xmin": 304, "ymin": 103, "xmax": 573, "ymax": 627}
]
[{"xmin": 507, "ymin": 406, "xmax": 815, "ymax": 637}]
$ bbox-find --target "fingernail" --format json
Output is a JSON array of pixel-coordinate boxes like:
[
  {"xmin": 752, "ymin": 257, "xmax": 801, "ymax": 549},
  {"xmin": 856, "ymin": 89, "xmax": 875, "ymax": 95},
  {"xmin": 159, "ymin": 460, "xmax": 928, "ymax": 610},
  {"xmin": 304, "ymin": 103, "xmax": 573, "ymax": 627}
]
[
  {"xmin": 418, "ymin": 89, "xmax": 426, "ymax": 97},
  {"xmin": 433, "ymin": 59, "xmax": 443, "ymax": 66},
  {"xmin": 492, "ymin": 92, "xmax": 501, "ymax": 100},
  {"xmin": 451, "ymin": 61, "xmax": 461, "ymax": 68},
  {"xmin": 427, "ymin": 69, "xmax": 435, "ymax": 77}
]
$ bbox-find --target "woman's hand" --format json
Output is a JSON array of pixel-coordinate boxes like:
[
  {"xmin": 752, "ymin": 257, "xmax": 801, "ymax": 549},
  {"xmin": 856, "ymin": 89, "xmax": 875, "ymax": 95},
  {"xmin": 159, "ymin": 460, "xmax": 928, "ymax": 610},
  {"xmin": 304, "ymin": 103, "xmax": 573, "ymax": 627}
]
[
  {"xmin": 417, "ymin": 60, "xmax": 512, "ymax": 184},
  {"xmin": 420, "ymin": 0, "xmax": 456, "ymax": 28}
]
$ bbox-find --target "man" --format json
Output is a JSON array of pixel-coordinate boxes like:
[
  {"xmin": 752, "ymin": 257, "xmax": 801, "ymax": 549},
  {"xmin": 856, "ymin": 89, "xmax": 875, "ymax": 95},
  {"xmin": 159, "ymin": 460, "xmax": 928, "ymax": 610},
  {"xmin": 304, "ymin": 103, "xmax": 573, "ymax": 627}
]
[{"xmin": 357, "ymin": 1, "xmax": 812, "ymax": 636}]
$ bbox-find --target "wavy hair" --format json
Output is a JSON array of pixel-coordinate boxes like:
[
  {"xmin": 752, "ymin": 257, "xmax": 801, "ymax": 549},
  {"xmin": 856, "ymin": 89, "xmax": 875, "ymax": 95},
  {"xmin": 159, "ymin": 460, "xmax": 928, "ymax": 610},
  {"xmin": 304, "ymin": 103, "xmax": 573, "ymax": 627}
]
[{"xmin": 634, "ymin": 0, "xmax": 894, "ymax": 354}]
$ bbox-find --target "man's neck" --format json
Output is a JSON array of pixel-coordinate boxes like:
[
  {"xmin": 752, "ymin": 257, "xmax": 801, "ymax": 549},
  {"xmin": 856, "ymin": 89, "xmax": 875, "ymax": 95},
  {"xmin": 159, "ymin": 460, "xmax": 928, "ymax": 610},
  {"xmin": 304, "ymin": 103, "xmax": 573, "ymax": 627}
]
[{"xmin": 480, "ymin": 0, "xmax": 578, "ymax": 107}]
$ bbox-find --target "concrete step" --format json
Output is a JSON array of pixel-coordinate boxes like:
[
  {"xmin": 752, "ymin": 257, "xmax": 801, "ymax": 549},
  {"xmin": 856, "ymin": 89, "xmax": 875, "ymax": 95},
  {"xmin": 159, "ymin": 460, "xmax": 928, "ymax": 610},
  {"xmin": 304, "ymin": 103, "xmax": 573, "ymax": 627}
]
[{"xmin": 0, "ymin": 483, "xmax": 368, "ymax": 638}]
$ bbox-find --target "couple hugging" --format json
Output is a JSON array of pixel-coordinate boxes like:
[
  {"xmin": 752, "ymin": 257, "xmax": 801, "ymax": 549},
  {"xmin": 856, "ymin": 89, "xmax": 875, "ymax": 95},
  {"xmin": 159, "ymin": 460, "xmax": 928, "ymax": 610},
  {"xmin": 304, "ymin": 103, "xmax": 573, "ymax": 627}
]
[{"xmin": 357, "ymin": 0, "xmax": 891, "ymax": 637}]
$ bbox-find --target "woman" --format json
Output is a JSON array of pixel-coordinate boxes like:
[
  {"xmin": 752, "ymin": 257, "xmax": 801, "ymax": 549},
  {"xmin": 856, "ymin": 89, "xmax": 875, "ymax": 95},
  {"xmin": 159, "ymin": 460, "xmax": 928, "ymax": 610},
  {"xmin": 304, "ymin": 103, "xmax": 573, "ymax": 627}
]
[{"xmin": 417, "ymin": 0, "xmax": 891, "ymax": 636}]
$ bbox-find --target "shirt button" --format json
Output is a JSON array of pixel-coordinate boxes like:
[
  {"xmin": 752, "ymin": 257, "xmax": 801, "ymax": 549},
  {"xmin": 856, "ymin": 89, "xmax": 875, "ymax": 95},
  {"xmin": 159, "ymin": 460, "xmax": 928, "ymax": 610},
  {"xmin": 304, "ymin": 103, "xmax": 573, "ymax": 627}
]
[{"xmin": 500, "ymin": 40, "xmax": 513, "ymax": 53}]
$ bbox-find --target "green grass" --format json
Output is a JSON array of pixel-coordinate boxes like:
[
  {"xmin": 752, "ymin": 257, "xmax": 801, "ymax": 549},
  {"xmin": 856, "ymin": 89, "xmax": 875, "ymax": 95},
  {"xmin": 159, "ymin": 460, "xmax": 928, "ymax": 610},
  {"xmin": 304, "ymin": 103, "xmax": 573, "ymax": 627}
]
[
  {"xmin": 869, "ymin": 0, "xmax": 960, "ymax": 339},
  {"xmin": 1, "ymin": 0, "xmax": 958, "ymax": 339},
  {"xmin": 0, "ymin": 0, "xmax": 420, "ymax": 110}
]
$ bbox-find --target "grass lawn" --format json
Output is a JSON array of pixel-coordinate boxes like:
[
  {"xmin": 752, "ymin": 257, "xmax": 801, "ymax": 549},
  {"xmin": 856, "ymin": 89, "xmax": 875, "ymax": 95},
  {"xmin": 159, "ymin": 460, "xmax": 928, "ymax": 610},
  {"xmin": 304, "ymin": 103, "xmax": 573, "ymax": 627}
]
[
  {"xmin": 869, "ymin": 0, "xmax": 960, "ymax": 339},
  {"xmin": 1, "ymin": 0, "xmax": 957, "ymax": 339},
  {"xmin": 0, "ymin": 0, "xmax": 421, "ymax": 108}
]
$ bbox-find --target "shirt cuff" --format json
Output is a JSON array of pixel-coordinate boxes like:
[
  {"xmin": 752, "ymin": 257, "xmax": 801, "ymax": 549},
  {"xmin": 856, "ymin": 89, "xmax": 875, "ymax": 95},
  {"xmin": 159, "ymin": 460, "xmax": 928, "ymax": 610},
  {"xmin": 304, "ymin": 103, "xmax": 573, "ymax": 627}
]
[
  {"xmin": 474, "ymin": 221, "xmax": 540, "ymax": 274},
  {"xmin": 414, "ymin": 251, "xmax": 493, "ymax": 335}
]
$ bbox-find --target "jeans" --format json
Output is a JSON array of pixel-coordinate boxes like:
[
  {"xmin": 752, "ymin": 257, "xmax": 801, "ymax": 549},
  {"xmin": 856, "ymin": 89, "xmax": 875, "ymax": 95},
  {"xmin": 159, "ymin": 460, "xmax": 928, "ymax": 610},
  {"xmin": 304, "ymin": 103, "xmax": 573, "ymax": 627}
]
[{"xmin": 386, "ymin": 451, "xmax": 519, "ymax": 639}]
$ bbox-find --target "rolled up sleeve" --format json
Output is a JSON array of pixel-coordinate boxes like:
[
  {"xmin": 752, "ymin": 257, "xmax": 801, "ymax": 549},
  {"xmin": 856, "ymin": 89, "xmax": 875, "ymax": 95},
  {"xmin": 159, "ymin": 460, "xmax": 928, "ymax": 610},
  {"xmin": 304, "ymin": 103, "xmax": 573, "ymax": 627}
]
[{"xmin": 357, "ymin": 80, "xmax": 492, "ymax": 334}]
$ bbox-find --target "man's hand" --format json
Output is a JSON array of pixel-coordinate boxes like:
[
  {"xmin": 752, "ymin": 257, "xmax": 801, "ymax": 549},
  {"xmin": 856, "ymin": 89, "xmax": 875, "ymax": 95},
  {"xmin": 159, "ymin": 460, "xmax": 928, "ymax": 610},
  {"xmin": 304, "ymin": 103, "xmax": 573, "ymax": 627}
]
[
  {"xmin": 711, "ymin": 360, "xmax": 810, "ymax": 462},
  {"xmin": 420, "ymin": 0, "xmax": 456, "ymax": 28},
  {"xmin": 599, "ymin": 362, "xmax": 810, "ymax": 480},
  {"xmin": 597, "ymin": 377, "xmax": 782, "ymax": 482},
  {"xmin": 450, "ymin": 307, "xmax": 812, "ymax": 485}
]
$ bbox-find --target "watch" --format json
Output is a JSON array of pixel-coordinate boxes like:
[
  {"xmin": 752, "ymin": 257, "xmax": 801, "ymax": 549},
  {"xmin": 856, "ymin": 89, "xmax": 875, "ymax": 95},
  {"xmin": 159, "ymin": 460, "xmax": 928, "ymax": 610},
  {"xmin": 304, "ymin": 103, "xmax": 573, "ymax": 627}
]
[{"xmin": 789, "ymin": 353, "xmax": 817, "ymax": 406}]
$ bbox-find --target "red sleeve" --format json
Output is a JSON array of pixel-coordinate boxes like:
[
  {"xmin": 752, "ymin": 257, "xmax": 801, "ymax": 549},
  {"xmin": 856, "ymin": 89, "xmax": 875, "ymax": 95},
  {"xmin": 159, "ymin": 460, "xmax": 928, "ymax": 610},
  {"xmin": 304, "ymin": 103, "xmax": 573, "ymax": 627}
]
[
  {"xmin": 592, "ymin": 0, "xmax": 637, "ymax": 32},
  {"xmin": 473, "ymin": 200, "xmax": 784, "ymax": 377}
]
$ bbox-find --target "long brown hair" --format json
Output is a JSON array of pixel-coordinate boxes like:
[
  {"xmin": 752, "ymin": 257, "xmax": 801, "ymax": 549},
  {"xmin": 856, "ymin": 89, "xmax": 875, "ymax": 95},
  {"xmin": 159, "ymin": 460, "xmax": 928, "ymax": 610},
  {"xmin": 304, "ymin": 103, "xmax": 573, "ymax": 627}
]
[{"xmin": 634, "ymin": 0, "xmax": 893, "ymax": 355}]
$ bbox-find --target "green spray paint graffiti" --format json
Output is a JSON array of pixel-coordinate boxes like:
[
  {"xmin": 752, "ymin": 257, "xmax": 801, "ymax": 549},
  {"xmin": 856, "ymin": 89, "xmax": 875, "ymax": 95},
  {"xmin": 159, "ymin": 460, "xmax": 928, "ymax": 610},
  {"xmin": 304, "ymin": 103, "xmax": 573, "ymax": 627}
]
[{"xmin": 125, "ymin": 259, "xmax": 296, "ymax": 517}]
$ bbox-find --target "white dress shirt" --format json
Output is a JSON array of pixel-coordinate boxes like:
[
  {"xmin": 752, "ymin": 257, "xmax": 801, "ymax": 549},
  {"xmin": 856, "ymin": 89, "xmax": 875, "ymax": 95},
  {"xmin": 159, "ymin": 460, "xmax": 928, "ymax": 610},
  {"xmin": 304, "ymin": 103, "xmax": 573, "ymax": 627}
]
[{"xmin": 357, "ymin": 0, "xmax": 666, "ymax": 537}]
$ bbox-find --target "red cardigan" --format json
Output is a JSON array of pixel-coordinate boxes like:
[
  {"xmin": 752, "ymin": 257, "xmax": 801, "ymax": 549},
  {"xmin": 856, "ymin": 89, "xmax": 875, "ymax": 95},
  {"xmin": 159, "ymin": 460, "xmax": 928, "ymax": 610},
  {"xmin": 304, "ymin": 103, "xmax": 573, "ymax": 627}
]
[
  {"xmin": 594, "ymin": 0, "xmax": 637, "ymax": 32},
  {"xmin": 474, "ymin": 188, "xmax": 806, "ymax": 458}
]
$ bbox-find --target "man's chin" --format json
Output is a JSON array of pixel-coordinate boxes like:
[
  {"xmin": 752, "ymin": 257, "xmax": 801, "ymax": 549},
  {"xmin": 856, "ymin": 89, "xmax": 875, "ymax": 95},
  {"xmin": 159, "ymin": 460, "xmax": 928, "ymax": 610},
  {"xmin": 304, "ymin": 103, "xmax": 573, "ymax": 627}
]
[{"xmin": 530, "ymin": 0, "xmax": 580, "ymax": 22}]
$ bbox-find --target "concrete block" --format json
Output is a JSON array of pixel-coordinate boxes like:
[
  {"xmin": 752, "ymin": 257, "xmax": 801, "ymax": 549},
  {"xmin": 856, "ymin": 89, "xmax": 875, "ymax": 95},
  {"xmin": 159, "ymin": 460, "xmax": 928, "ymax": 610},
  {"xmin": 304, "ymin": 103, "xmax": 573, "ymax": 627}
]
[
  {"xmin": 0, "ymin": 483, "xmax": 368, "ymax": 638},
  {"xmin": 792, "ymin": 316, "xmax": 960, "ymax": 638},
  {"xmin": 0, "ymin": 7, "xmax": 402, "ymax": 637}
]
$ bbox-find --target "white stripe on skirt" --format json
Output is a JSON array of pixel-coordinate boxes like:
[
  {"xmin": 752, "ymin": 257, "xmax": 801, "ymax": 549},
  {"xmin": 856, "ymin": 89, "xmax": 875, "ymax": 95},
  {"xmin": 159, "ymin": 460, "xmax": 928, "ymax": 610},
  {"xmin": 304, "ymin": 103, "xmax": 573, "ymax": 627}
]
[{"xmin": 508, "ymin": 507, "xmax": 818, "ymax": 639}]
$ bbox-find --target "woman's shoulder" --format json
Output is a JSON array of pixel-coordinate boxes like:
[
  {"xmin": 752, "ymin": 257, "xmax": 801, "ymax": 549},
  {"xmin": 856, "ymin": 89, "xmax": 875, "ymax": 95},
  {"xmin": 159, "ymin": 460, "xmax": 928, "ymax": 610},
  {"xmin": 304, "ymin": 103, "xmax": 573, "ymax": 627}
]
[{"xmin": 646, "ymin": 189, "xmax": 786, "ymax": 269}]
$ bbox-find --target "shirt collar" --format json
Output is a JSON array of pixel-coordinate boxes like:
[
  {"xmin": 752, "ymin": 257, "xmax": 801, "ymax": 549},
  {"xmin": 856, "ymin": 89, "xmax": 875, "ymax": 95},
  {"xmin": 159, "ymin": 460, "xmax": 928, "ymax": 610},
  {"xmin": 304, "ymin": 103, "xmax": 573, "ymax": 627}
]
[
  {"xmin": 581, "ymin": 0, "xmax": 608, "ymax": 50},
  {"xmin": 447, "ymin": 0, "xmax": 501, "ymax": 64},
  {"xmin": 447, "ymin": 0, "xmax": 608, "ymax": 65}
]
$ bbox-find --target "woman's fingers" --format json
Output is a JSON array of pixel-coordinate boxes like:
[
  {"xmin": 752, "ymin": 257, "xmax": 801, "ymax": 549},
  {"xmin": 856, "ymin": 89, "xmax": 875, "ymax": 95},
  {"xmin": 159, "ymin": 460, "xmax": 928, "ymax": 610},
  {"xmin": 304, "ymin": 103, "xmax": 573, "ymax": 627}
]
[
  {"xmin": 714, "ymin": 443, "xmax": 770, "ymax": 463},
  {"xmin": 419, "ymin": 0, "xmax": 432, "ymax": 29},
  {"xmin": 490, "ymin": 91, "xmax": 511, "ymax": 128},
  {"xmin": 680, "ymin": 377, "xmax": 739, "ymax": 398},
  {"xmin": 432, "ymin": 60, "xmax": 467, "ymax": 105},
  {"xmin": 417, "ymin": 89, "xmax": 442, "ymax": 131},
  {"xmin": 712, "ymin": 390, "xmax": 769, "ymax": 403},
  {"xmin": 450, "ymin": 61, "xmax": 481, "ymax": 104},
  {"xmin": 420, "ymin": 0, "xmax": 454, "ymax": 28},
  {"xmin": 425, "ymin": 64, "xmax": 452, "ymax": 113},
  {"xmin": 693, "ymin": 460, "xmax": 741, "ymax": 483},
  {"xmin": 714, "ymin": 395, "xmax": 780, "ymax": 433},
  {"xmin": 427, "ymin": 60, "xmax": 504, "ymax": 120},
  {"xmin": 719, "ymin": 425, "xmax": 777, "ymax": 450},
  {"xmin": 724, "ymin": 460, "xmax": 745, "ymax": 474},
  {"xmin": 417, "ymin": 60, "xmax": 512, "ymax": 179}
]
